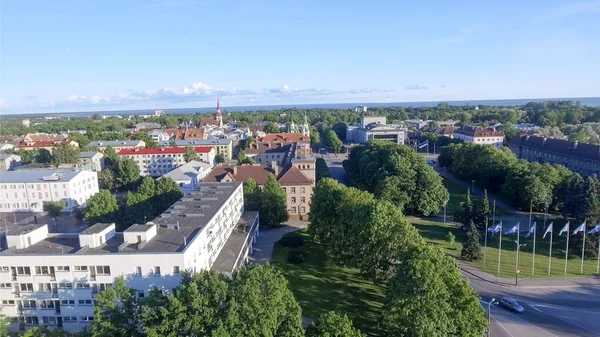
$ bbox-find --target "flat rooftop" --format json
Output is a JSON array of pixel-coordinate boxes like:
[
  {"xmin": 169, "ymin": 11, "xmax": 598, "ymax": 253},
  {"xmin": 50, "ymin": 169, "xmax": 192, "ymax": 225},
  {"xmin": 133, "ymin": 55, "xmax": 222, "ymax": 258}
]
[
  {"xmin": 211, "ymin": 211, "xmax": 258, "ymax": 274},
  {"xmin": 0, "ymin": 182, "xmax": 243, "ymax": 256},
  {"xmin": 0, "ymin": 170, "xmax": 83, "ymax": 184}
]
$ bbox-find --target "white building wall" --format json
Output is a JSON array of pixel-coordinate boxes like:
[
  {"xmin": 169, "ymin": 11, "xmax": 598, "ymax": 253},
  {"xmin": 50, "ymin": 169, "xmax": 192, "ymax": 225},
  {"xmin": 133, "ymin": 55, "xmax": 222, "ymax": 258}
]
[{"xmin": 0, "ymin": 171, "xmax": 99, "ymax": 213}]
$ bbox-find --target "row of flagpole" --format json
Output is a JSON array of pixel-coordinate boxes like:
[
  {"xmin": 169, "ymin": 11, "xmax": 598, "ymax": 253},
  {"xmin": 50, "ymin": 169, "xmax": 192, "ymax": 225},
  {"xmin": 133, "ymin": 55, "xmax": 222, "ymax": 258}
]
[{"xmin": 485, "ymin": 219, "xmax": 600, "ymax": 276}]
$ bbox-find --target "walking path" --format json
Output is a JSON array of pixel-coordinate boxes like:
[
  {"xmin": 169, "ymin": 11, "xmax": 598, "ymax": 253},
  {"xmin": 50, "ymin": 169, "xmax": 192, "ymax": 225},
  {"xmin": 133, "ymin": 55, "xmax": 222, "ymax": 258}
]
[{"xmin": 249, "ymin": 219, "xmax": 308, "ymax": 264}]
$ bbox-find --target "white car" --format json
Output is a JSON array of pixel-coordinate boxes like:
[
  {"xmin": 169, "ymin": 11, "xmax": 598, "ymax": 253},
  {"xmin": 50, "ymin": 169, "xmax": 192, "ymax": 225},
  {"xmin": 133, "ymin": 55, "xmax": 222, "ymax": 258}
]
[{"xmin": 499, "ymin": 296, "xmax": 524, "ymax": 313}]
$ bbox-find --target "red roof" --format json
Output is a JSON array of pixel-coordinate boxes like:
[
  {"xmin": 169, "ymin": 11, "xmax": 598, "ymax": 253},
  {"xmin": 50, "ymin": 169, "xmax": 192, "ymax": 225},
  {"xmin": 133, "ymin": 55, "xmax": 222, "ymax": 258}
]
[{"xmin": 118, "ymin": 147, "xmax": 212, "ymax": 155}]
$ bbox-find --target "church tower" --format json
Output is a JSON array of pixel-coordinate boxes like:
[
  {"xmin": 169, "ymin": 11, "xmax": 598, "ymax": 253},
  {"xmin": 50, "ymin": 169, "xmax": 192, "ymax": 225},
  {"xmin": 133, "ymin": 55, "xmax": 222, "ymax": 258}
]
[
  {"xmin": 215, "ymin": 99, "xmax": 223, "ymax": 127},
  {"xmin": 290, "ymin": 119, "xmax": 297, "ymax": 133},
  {"xmin": 302, "ymin": 113, "xmax": 310, "ymax": 138}
]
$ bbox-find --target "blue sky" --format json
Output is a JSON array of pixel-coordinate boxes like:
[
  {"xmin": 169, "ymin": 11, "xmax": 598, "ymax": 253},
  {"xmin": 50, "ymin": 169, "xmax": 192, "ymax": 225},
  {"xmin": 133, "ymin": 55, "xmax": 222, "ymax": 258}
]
[{"xmin": 1, "ymin": 0, "xmax": 599, "ymax": 114}]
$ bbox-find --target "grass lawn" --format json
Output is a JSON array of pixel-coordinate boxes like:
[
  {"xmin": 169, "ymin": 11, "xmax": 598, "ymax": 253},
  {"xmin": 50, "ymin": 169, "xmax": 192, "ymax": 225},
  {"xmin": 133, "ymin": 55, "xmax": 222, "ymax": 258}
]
[
  {"xmin": 443, "ymin": 178, "xmax": 511, "ymax": 217},
  {"xmin": 271, "ymin": 230, "xmax": 386, "ymax": 336},
  {"xmin": 413, "ymin": 220, "xmax": 600, "ymax": 278}
]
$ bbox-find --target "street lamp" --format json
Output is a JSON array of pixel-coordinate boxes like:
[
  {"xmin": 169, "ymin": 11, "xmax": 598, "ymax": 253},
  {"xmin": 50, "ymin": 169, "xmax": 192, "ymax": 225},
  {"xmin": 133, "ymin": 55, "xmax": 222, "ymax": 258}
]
[
  {"xmin": 471, "ymin": 180, "xmax": 475, "ymax": 193},
  {"xmin": 514, "ymin": 240, "xmax": 526, "ymax": 286},
  {"xmin": 488, "ymin": 297, "xmax": 495, "ymax": 337}
]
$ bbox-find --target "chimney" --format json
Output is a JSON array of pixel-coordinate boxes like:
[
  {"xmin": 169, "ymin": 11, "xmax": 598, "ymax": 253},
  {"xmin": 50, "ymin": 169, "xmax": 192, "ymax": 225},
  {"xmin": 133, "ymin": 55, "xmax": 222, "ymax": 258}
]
[
  {"xmin": 574, "ymin": 141, "xmax": 578, "ymax": 149},
  {"xmin": 233, "ymin": 165, "xmax": 238, "ymax": 175},
  {"xmin": 271, "ymin": 161, "xmax": 279, "ymax": 176}
]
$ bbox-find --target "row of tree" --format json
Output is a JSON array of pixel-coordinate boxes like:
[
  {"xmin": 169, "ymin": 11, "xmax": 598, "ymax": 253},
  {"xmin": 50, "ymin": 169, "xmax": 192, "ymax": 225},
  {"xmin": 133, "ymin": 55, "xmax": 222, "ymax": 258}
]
[
  {"xmin": 439, "ymin": 143, "xmax": 600, "ymax": 225},
  {"xmin": 309, "ymin": 178, "xmax": 487, "ymax": 336},
  {"xmin": 243, "ymin": 176, "xmax": 289, "ymax": 227},
  {"xmin": 7, "ymin": 143, "xmax": 81, "ymax": 167},
  {"xmin": 84, "ymin": 177, "xmax": 183, "ymax": 231},
  {"xmin": 343, "ymin": 141, "xmax": 449, "ymax": 216},
  {"xmin": 315, "ymin": 158, "xmax": 330, "ymax": 181}
]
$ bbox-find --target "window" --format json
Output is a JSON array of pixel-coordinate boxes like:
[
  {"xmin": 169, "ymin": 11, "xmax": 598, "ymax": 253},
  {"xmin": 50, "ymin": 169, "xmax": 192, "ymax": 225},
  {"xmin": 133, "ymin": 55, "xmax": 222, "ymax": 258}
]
[
  {"xmin": 74, "ymin": 266, "xmax": 88, "ymax": 271},
  {"xmin": 137, "ymin": 291, "xmax": 145, "ymax": 298},
  {"xmin": 0, "ymin": 283, "xmax": 11, "ymax": 288},
  {"xmin": 63, "ymin": 317, "xmax": 77, "ymax": 322},
  {"xmin": 154, "ymin": 266, "xmax": 161, "ymax": 276},
  {"xmin": 20, "ymin": 283, "xmax": 34, "ymax": 292},
  {"xmin": 16, "ymin": 266, "xmax": 31, "ymax": 275},
  {"xmin": 0, "ymin": 266, "xmax": 8, "ymax": 272},
  {"xmin": 56, "ymin": 266, "xmax": 70, "ymax": 271},
  {"xmin": 300, "ymin": 187, "xmax": 305, "ymax": 193},
  {"xmin": 39, "ymin": 300, "xmax": 55, "ymax": 309},
  {"xmin": 59, "ymin": 282, "xmax": 73, "ymax": 289},
  {"xmin": 20, "ymin": 300, "xmax": 36, "ymax": 308},
  {"xmin": 78, "ymin": 299, "xmax": 93, "ymax": 305},
  {"xmin": 291, "ymin": 187, "xmax": 296, "ymax": 193},
  {"xmin": 2, "ymin": 300, "xmax": 15, "ymax": 305},
  {"xmin": 80, "ymin": 317, "xmax": 94, "ymax": 322},
  {"xmin": 291, "ymin": 197, "xmax": 296, "ymax": 203},
  {"xmin": 291, "ymin": 207, "xmax": 297, "ymax": 213},
  {"xmin": 24, "ymin": 316, "xmax": 39, "ymax": 325},
  {"xmin": 300, "ymin": 197, "xmax": 306, "ymax": 203},
  {"xmin": 38, "ymin": 283, "xmax": 53, "ymax": 291},
  {"xmin": 42, "ymin": 316, "xmax": 57, "ymax": 325},
  {"xmin": 76, "ymin": 282, "xmax": 90, "ymax": 288},
  {"xmin": 135, "ymin": 266, "xmax": 142, "ymax": 276},
  {"xmin": 35, "ymin": 266, "xmax": 50, "ymax": 275},
  {"xmin": 61, "ymin": 300, "xmax": 75, "ymax": 305},
  {"xmin": 96, "ymin": 266, "xmax": 110, "ymax": 275},
  {"xmin": 173, "ymin": 266, "xmax": 180, "ymax": 275}
]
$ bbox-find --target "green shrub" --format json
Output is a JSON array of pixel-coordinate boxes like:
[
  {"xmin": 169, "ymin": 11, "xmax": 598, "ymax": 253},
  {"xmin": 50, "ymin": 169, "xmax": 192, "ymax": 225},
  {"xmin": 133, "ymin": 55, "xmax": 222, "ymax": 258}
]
[
  {"xmin": 279, "ymin": 235, "xmax": 305, "ymax": 248},
  {"xmin": 288, "ymin": 251, "xmax": 307, "ymax": 264}
]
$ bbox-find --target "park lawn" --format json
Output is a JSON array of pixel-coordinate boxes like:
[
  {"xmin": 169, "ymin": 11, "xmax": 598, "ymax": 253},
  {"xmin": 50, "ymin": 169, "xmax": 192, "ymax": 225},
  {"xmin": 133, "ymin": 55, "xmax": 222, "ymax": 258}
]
[
  {"xmin": 413, "ymin": 220, "xmax": 600, "ymax": 278},
  {"xmin": 271, "ymin": 230, "xmax": 386, "ymax": 337},
  {"xmin": 442, "ymin": 178, "xmax": 511, "ymax": 217}
]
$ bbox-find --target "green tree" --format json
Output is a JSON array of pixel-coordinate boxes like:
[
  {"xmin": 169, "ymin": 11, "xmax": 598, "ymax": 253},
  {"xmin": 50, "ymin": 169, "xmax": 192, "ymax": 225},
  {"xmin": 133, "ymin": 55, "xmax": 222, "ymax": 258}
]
[
  {"xmin": 474, "ymin": 189, "xmax": 491, "ymax": 230},
  {"xmin": 117, "ymin": 158, "xmax": 141, "ymax": 189},
  {"xmin": 310, "ymin": 126, "xmax": 322, "ymax": 150},
  {"xmin": 461, "ymin": 220, "xmax": 482, "ymax": 261},
  {"xmin": 237, "ymin": 151, "xmax": 255, "ymax": 165},
  {"xmin": 459, "ymin": 189, "xmax": 474, "ymax": 230},
  {"xmin": 225, "ymin": 264, "xmax": 304, "ymax": 337},
  {"xmin": 92, "ymin": 276, "xmax": 142, "ymax": 337},
  {"xmin": 263, "ymin": 122, "xmax": 280, "ymax": 134},
  {"xmin": 215, "ymin": 153, "xmax": 226, "ymax": 164},
  {"xmin": 445, "ymin": 232, "xmax": 456, "ymax": 245},
  {"xmin": 19, "ymin": 327, "xmax": 66, "ymax": 337},
  {"xmin": 184, "ymin": 146, "xmax": 200, "ymax": 162},
  {"xmin": 305, "ymin": 311, "xmax": 365, "ymax": 337},
  {"xmin": 155, "ymin": 177, "xmax": 184, "ymax": 209},
  {"xmin": 36, "ymin": 148, "xmax": 52, "ymax": 163},
  {"xmin": 132, "ymin": 131, "xmax": 158, "ymax": 148},
  {"xmin": 315, "ymin": 158, "xmax": 330, "ymax": 181},
  {"xmin": 69, "ymin": 132, "xmax": 91, "ymax": 148},
  {"xmin": 332, "ymin": 122, "xmax": 347, "ymax": 141},
  {"xmin": 240, "ymin": 136, "xmax": 255, "ymax": 150},
  {"xmin": 103, "ymin": 146, "xmax": 118, "ymax": 167},
  {"xmin": 257, "ymin": 175, "xmax": 288, "ymax": 227},
  {"xmin": 51, "ymin": 143, "xmax": 80, "ymax": 167},
  {"xmin": 0, "ymin": 313, "xmax": 10, "ymax": 337},
  {"xmin": 98, "ymin": 168, "xmax": 116, "ymax": 190},
  {"xmin": 325, "ymin": 129, "xmax": 343, "ymax": 153},
  {"xmin": 243, "ymin": 178, "xmax": 259, "ymax": 211},
  {"xmin": 43, "ymin": 201, "xmax": 65, "ymax": 217},
  {"xmin": 84, "ymin": 189, "xmax": 120, "ymax": 225}
]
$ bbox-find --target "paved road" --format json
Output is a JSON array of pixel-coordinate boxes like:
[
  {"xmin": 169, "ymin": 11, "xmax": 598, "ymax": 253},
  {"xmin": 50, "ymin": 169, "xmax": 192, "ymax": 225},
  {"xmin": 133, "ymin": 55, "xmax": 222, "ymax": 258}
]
[
  {"xmin": 249, "ymin": 220, "xmax": 308, "ymax": 264},
  {"xmin": 317, "ymin": 152, "xmax": 351, "ymax": 186}
]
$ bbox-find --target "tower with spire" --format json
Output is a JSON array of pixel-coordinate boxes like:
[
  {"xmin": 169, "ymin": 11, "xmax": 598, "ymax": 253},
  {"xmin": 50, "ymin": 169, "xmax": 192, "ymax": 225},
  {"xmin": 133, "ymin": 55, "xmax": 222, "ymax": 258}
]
[
  {"xmin": 215, "ymin": 99, "xmax": 223, "ymax": 127},
  {"xmin": 290, "ymin": 118, "xmax": 297, "ymax": 133},
  {"xmin": 302, "ymin": 113, "xmax": 310, "ymax": 138}
]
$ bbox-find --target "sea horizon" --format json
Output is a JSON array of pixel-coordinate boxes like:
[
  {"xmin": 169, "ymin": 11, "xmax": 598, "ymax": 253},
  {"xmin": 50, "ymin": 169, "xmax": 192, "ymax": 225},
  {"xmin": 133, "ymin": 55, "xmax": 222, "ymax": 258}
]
[{"xmin": 2, "ymin": 96, "xmax": 600, "ymax": 118}]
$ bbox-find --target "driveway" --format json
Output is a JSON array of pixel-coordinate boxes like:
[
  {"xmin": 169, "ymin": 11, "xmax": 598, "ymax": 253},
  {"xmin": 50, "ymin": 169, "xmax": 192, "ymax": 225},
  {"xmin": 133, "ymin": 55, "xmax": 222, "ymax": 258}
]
[{"xmin": 250, "ymin": 219, "xmax": 308, "ymax": 264}]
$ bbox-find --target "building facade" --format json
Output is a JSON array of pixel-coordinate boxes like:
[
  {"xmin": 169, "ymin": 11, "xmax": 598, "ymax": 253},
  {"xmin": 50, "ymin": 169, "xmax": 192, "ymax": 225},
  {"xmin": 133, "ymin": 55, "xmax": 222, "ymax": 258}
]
[
  {"xmin": 0, "ymin": 154, "xmax": 21, "ymax": 171},
  {"xmin": 148, "ymin": 130, "xmax": 171, "ymax": 142},
  {"xmin": 509, "ymin": 135, "xmax": 600, "ymax": 177},
  {"xmin": 346, "ymin": 116, "xmax": 408, "ymax": 144},
  {"xmin": 18, "ymin": 140, "xmax": 79, "ymax": 153},
  {"xmin": 160, "ymin": 160, "xmax": 214, "ymax": 195},
  {"xmin": 453, "ymin": 126, "xmax": 504, "ymax": 148},
  {"xmin": 158, "ymin": 139, "xmax": 233, "ymax": 160},
  {"xmin": 88, "ymin": 140, "xmax": 146, "ymax": 152},
  {"xmin": 0, "ymin": 171, "xmax": 99, "ymax": 212},
  {"xmin": 118, "ymin": 147, "xmax": 215, "ymax": 177},
  {"xmin": 78, "ymin": 152, "xmax": 104, "ymax": 172},
  {"xmin": 0, "ymin": 182, "xmax": 259, "ymax": 333}
]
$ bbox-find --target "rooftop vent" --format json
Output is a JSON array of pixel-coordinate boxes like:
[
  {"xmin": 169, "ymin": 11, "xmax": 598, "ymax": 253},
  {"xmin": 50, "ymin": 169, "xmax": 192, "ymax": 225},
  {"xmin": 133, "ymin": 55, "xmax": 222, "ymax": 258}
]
[
  {"xmin": 166, "ymin": 223, "xmax": 180, "ymax": 230},
  {"xmin": 185, "ymin": 213, "xmax": 204, "ymax": 217}
]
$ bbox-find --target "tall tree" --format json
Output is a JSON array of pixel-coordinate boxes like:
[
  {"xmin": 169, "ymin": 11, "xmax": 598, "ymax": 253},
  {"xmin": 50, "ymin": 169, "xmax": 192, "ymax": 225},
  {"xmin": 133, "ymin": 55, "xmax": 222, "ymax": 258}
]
[
  {"xmin": 461, "ymin": 220, "xmax": 482, "ymax": 261},
  {"xmin": 138, "ymin": 176, "xmax": 156, "ymax": 197},
  {"xmin": 69, "ymin": 132, "xmax": 91, "ymax": 148},
  {"xmin": 184, "ymin": 146, "xmax": 200, "ymax": 162},
  {"xmin": 263, "ymin": 122, "xmax": 280, "ymax": 134},
  {"xmin": 36, "ymin": 148, "xmax": 52, "ymax": 163},
  {"xmin": 459, "ymin": 189, "xmax": 474, "ymax": 230},
  {"xmin": 84, "ymin": 189, "xmax": 120, "ymax": 225},
  {"xmin": 98, "ymin": 168, "xmax": 116, "ymax": 190},
  {"xmin": 215, "ymin": 153, "xmax": 226, "ymax": 164},
  {"xmin": 243, "ymin": 178, "xmax": 259, "ymax": 211},
  {"xmin": 155, "ymin": 177, "xmax": 184, "ymax": 209},
  {"xmin": 117, "ymin": 158, "xmax": 141, "ymax": 189},
  {"xmin": 257, "ymin": 175, "xmax": 288, "ymax": 227},
  {"xmin": 325, "ymin": 129, "xmax": 343, "ymax": 153},
  {"xmin": 51, "ymin": 143, "xmax": 80, "ymax": 167},
  {"xmin": 474, "ymin": 189, "xmax": 491, "ymax": 230},
  {"xmin": 43, "ymin": 201, "xmax": 65, "ymax": 217},
  {"xmin": 305, "ymin": 311, "xmax": 365, "ymax": 337},
  {"xmin": 92, "ymin": 277, "xmax": 143, "ymax": 337},
  {"xmin": 103, "ymin": 146, "xmax": 118, "ymax": 167}
]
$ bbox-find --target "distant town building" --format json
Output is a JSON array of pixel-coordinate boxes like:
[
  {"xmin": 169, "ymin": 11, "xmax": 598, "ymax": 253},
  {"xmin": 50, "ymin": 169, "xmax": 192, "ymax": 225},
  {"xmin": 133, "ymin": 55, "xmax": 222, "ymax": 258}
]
[
  {"xmin": 0, "ymin": 143, "xmax": 15, "ymax": 152},
  {"xmin": 158, "ymin": 139, "xmax": 233, "ymax": 160},
  {"xmin": 509, "ymin": 135, "xmax": 600, "ymax": 177},
  {"xmin": 148, "ymin": 129, "xmax": 171, "ymax": 142},
  {"xmin": 244, "ymin": 142, "xmax": 294, "ymax": 165},
  {"xmin": 432, "ymin": 126, "xmax": 459, "ymax": 138},
  {"xmin": 160, "ymin": 160, "xmax": 213, "ymax": 195},
  {"xmin": 515, "ymin": 123, "xmax": 536, "ymax": 131},
  {"xmin": 355, "ymin": 105, "xmax": 368, "ymax": 112},
  {"xmin": 199, "ymin": 100, "xmax": 224, "ymax": 128},
  {"xmin": 257, "ymin": 132, "xmax": 310, "ymax": 144},
  {"xmin": 18, "ymin": 140, "xmax": 79, "ymax": 153},
  {"xmin": 0, "ymin": 170, "xmax": 99, "ymax": 212},
  {"xmin": 21, "ymin": 119, "xmax": 30, "ymax": 127},
  {"xmin": 346, "ymin": 116, "xmax": 408, "ymax": 144},
  {"xmin": 118, "ymin": 147, "xmax": 215, "ymax": 177},
  {"xmin": 453, "ymin": 126, "xmax": 504, "ymax": 148},
  {"xmin": 0, "ymin": 181, "xmax": 259, "ymax": 333},
  {"xmin": 22, "ymin": 133, "xmax": 66, "ymax": 143},
  {"xmin": 134, "ymin": 122, "xmax": 162, "ymax": 131},
  {"xmin": 88, "ymin": 140, "xmax": 146, "ymax": 151},
  {"xmin": 78, "ymin": 152, "xmax": 104, "ymax": 172},
  {"xmin": 0, "ymin": 154, "xmax": 21, "ymax": 171},
  {"xmin": 184, "ymin": 128, "xmax": 206, "ymax": 140}
]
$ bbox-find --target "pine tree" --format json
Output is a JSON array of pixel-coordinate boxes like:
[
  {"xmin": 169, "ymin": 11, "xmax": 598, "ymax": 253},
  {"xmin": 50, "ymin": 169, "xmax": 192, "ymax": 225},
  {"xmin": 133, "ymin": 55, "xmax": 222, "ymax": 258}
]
[
  {"xmin": 461, "ymin": 220, "xmax": 481, "ymax": 261},
  {"xmin": 474, "ymin": 189, "xmax": 491, "ymax": 231},
  {"xmin": 460, "ymin": 189, "xmax": 474, "ymax": 231}
]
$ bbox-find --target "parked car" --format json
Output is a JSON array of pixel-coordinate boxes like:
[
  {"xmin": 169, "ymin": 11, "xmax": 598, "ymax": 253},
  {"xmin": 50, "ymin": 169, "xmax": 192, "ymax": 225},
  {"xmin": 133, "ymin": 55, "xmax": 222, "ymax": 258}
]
[{"xmin": 499, "ymin": 297, "xmax": 524, "ymax": 313}]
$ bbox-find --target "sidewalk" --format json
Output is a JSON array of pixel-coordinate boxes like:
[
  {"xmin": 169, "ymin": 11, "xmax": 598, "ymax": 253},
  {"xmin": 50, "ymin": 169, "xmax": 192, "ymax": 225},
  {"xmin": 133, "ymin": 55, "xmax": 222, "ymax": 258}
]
[{"xmin": 458, "ymin": 261, "xmax": 600, "ymax": 289}]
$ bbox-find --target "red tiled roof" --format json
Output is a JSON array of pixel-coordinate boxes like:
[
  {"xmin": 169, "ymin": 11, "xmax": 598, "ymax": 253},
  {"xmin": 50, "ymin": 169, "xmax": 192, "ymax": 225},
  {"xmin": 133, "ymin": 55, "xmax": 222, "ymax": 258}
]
[
  {"xmin": 184, "ymin": 129, "xmax": 205, "ymax": 139},
  {"xmin": 199, "ymin": 118, "xmax": 220, "ymax": 127},
  {"xmin": 204, "ymin": 165, "xmax": 276, "ymax": 185},
  {"xmin": 277, "ymin": 165, "xmax": 313, "ymax": 185},
  {"xmin": 19, "ymin": 140, "xmax": 74, "ymax": 147},
  {"xmin": 455, "ymin": 126, "xmax": 503, "ymax": 137},
  {"xmin": 244, "ymin": 142, "xmax": 292, "ymax": 155},
  {"xmin": 118, "ymin": 147, "xmax": 212, "ymax": 155},
  {"xmin": 257, "ymin": 133, "xmax": 310, "ymax": 143}
]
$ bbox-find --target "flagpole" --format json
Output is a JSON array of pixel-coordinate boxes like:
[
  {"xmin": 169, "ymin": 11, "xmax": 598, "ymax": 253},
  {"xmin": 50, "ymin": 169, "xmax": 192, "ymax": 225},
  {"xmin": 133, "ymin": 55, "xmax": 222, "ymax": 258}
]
[
  {"xmin": 597, "ymin": 234, "xmax": 599, "ymax": 274},
  {"xmin": 580, "ymin": 223, "xmax": 586, "ymax": 274},
  {"xmin": 548, "ymin": 223, "xmax": 553, "ymax": 275},
  {"xmin": 531, "ymin": 222, "xmax": 537, "ymax": 275},
  {"xmin": 498, "ymin": 221, "xmax": 502, "ymax": 275},
  {"xmin": 484, "ymin": 217, "xmax": 488, "ymax": 269},
  {"xmin": 516, "ymin": 223, "xmax": 520, "ymax": 282},
  {"xmin": 565, "ymin": 224, "xmax": 570, "ymax": 275},
  {"xmin": 492, "ymin": 200, "xmax": 496, "ymax": 230}
]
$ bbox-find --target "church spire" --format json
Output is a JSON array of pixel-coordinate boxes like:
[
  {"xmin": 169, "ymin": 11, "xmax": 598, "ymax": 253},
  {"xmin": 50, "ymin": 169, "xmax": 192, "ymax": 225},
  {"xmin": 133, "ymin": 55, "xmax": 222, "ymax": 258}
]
[
  {"xmin": 302, "ymin": 113, "xmax": 310, "ymax": 138},
  {"xmin": 216, "ymin": 98, "xmax": 221, "ymax": 115}
]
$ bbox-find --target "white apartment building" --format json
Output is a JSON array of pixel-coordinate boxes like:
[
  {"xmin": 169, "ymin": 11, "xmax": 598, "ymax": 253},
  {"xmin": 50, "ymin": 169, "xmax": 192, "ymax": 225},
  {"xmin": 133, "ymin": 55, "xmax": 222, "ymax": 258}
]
[
  {"xmin": 160, "ymin": 160, "xmax": 213, "ymax": 195},
  {"xmin": 78, "ymin": 152, "xmax": 104, "ymax": 172},
  {"xmin": 454, "ymin": 126, "xmax": 505, "ymax": 149},
  {"xmin": 158, "ymin": 139, "xmax": 233, "ymax": 161},
  {"xmin": 0, "ymin": 154, "xmax": 21, "ymax": 171},
  {"xmin": 87, "ymin": 140, "xmax": 146, "ymax": 151},
  {"xmin": 0, "ymin": 182, "xmax": 259, "ymax": 333},
  {"xmin": 118, "ymin": 147, "xmax": 215, "ymax": 177},
  {"xmin": 148, "ymin": 130, "xmax": 170, "ymax": 142},
  {"xmin": 0, "ymin": 171, "xmax": 99, "ymax": 213}
]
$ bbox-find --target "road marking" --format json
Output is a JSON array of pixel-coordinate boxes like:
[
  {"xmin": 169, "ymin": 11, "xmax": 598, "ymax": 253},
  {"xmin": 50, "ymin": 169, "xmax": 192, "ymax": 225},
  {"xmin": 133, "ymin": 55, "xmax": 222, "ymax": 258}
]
[
  {"xmin": 529, "ymin": 305, "xmax": 600, "ymax": 335},
  {"xmin": 503, "ymin": 309, "xmax": 560, "ymax": 337},
  {"xmin": 531, "ymin": 303, "xmax": 600, "ymax": 314},
  {"xmin": 490, "ymin": 314, "xmax": 516, "ymax": 337}
]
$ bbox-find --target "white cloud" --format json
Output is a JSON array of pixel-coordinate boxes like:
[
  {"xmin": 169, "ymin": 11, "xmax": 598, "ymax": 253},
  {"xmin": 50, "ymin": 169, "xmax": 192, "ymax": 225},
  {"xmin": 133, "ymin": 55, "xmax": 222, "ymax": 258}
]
[
  {"xmin": 0, "ymin": 99, "xmax": 6, "ymax": 108},
  {"xmin": 402, "ymin": 84, "xmax": 429, "ymax": 91}
]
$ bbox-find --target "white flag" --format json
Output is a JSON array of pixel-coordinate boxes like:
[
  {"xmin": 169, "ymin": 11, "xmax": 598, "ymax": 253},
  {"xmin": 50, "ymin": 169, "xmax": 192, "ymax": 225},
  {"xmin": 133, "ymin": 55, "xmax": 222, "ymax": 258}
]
[
  {"xmin": 559, "ymin": 222, "xmax": 570, "ymax": 236},
  {"xmin": 543, "ymin": 222, "xmax": 553, "ymax": 239},
  {"xmin": 573, "ymin": 221, "xmax": 586, "ymax": 235},
  {"xmin": 504, "ymin": 223, "xmax": 519, "ymax": 235},
  {"xmin": 525, "ymin": 223, "xmax": 536, "ymax": 239},
  {"xmin": 588, "ymin": 223, "xmax": 600, "ymax": 234},
  {"xmin": 488, "ymin": 223, "xmax": 501, "ymax": 233}
]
